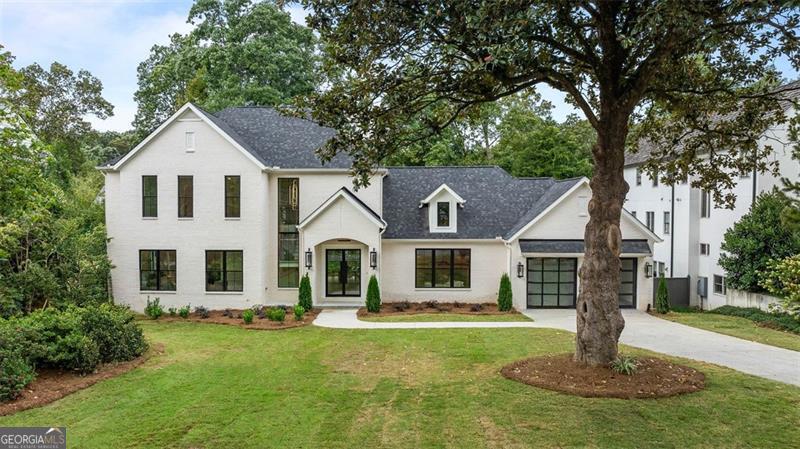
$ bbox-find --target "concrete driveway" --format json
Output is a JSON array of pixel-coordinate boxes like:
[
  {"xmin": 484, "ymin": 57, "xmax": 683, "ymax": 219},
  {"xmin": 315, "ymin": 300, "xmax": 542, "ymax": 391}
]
[
  {"xmin": 524, "ymin": 309, "xmax": 800, "ymax": 386},
  {"xmin": 314, "ymin": 308, "xmax": 800, "ymax": 386}
]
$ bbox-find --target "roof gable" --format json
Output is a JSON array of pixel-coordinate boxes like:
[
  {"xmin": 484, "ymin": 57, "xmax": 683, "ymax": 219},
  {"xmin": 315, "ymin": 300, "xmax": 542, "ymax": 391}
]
[
  {"xmin": 419, "ymin": 184, "xmax": 466, "ymax": 207},
  {"xmin": 298, "ymin": 187, "xmax": 386, "ymax": 230},
  {"xmin": 100, "ymin": 103, "xmax": 266, "ymax": 171}
]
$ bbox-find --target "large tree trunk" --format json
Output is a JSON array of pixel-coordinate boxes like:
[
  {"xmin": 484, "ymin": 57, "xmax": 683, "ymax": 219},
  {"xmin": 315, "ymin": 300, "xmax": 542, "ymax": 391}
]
[{"xmin": 575, "ymin": 114, "xmax": 629, "ymax": 366}]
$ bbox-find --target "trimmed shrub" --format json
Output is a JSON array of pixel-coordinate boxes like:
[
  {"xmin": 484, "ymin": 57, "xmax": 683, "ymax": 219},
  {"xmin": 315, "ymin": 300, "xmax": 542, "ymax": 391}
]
[
  {"xmin": 242, "ymin": 309, "xmax": 254, "ymax": 324},
  {"xmin": 497, "ymin": 273, "xmax": 513, "ymax": 311},
  {"xmin": 293, "ymin": 305, "xmax": 305, "ymax": 321},
  {"xmin": 298, "ymin": 273, "xmax": 313, "ymax": 312},
  {"xmin": 267, "ymin": 307, "xmax": 286, "ymax": 322},
  {"xmin": 178, "ymin": 305, "xmax": 190, "ymax": 318},
  {"xmin": 366, "ymin": 275, "xmax": 381, "ymax": 313},
  {"xmin": 710, "ymin": 306, "xmax": 800, "ymax": 334},
  {"xmin": 655, "ymin": 274, "xmax": 670, "ymax": 314},
  {"xmin": 76, "ymin": 304, "xmax": 147, "ymax": 363},
  {"xmin": 20, "ymin": 308, "xmax": 101, "ymax": 374},
  {"xmin": 144, "ymin": 297, "xmax": 163, "ymax": 320},
  {"xmin": 0, "ymin": 324, "xmax": 36, "ymax": 402}
]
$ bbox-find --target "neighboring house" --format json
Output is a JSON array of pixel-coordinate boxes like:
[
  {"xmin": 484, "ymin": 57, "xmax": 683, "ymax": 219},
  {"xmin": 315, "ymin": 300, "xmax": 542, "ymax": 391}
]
[
  {"xmin": 624, "ymin": 88, "xmax": 799, "ymax": 309},
  {"xmin": 99, "ymin": 103, "xmax": 660, "ymax": 313}
]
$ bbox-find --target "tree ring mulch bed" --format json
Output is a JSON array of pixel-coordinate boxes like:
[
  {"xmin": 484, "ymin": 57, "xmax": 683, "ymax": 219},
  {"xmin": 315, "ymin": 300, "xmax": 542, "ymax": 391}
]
[
  {"xmin": 155, "ymin": 308, "xmax": 321, "ymax": 330},
  {"xmin": 501, "ymin": 353, "xmax": 705, "ymax": 399},
  {"xmin": 358, "ymin": 302, "xmax": 524, "ymax": 318},
  {"xmin": 0, "ymin": 344, "xmax": 165, "ymax": 416}
]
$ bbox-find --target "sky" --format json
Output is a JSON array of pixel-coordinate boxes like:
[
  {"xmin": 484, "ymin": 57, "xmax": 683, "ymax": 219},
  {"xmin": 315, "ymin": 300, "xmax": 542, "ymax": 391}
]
[{"xmin": 1, "ymin": 1, "xmax": 796, "ymax": 132}]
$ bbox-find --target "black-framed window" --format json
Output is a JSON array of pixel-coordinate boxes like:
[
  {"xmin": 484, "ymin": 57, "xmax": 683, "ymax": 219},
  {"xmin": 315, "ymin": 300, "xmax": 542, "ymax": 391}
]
[
  {"xmin": 652, "ymin": 171, "xmax": 659, "ymax": 187},
  {"xmin": 142, "ymin": 175, "xmax": 157, "ymax": 217},
  {"xmin": 278, "ymin": 178, "xmax": 299, "ymax": 287},
  {"xmin": 663, "ymin": 211, "xmax": 670, "ymax": 235},
  {"xmin": 436, "ymin": 202, "xmax": 450, "ymax": 227},
  {"xmin": 713, "ymin": 274, "xmax": 726, "ymax": 295},
  {"xmin": 527, "ymin": 257, "xmax": 576, "ymax": 308},
  {"xmin": 225, "ymin": 175, "xmax": 240, "ymax": 218},
  {"xmin": 415, "ymin": 249, "xmax": 470, "ymax": 288},
  {"xmin": 178, "ymin": 176, "xmax": 193, "ymax": 218},
  {"xmin": 631, "ymin": 210, "xmax": 637, "ymax": 218},
  {"xmin": 139, "ymin": 250, "xmax": 176, "ymax": 291},
  {"xmin": 619, "ymin": 258, "xmax": 637, "ymax": 308},
  {"xmin": 635, "ymin": 168, "xmax": 642, "ymax": 186},
  {"xmin": 206, "ymin": 250, "xmax": 243, "ymax": 292},
  {"xmin": 700, "ymin": 243, "xmax": 710, "ymax": 255},
  {"xmin": 701, "ymin": 190, "xmax": 711, "ymax": 218},
  {"xmin": 645, "ymin": 211, "xmax": 655, "ymax": 231}
]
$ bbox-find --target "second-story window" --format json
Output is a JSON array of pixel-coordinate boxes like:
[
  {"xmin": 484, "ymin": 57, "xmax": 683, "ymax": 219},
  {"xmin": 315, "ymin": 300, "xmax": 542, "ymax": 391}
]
[
  {"xmin": 225, "ymin": 175, "xmax": 240, "ymax": 218},
  {"xmin": 701, "ymin": 190, "xmax": 711, "ymax": 218},
  {"xmin": 437, "ymin": 202, "xmax": 450, "ymax": 227},
  {"xmin": 635, "ymin": 168, "xmax": 642, "ymax": 186},
  {"xmin": 652, "ymin": 170, "xmax": 659, "ymax": 187},
  {"xmin": 645, "ymin": 211, "xmax": 655, "ymax": 231},
  {"xmin": 178, "ymin": 176, "xmax": 193, "ymax": 218},
  {"xmin": 142, "ymin": 175, "xmax": 157, "ymax": 218},
  {"xmin": 663, "ymin": 211, "xmax": 670, "ymax": 235}
]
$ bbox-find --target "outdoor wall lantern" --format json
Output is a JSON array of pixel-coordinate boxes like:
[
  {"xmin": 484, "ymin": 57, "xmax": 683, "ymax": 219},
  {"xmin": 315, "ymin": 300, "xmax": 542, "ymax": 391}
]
[
  {"xmin": 517, "ymin": 262, "xmax": 525, "ymax": 278},
  {"xmin": 370, "ymin": 248, "xmax": 378, "ymax": 269},
  {"xmin": 304, "ymin": 249, "xmax": 312, "ymax": 269},
  {"xmin": 644, "ymin": 262, "xmax": 653, "ymax": 278}
]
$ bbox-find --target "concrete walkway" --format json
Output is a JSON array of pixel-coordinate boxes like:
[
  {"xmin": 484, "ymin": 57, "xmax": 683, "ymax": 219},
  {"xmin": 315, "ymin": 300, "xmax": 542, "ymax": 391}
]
[{"xmin": 314, "ymin": 308, "xmax": 800, "ymax": 386}]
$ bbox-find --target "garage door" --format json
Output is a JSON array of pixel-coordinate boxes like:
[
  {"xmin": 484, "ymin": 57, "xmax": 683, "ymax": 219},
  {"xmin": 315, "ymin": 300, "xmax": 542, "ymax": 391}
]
[{"xmin": 526, "ymin": 258, "xmax": 577, "ymax": 308}]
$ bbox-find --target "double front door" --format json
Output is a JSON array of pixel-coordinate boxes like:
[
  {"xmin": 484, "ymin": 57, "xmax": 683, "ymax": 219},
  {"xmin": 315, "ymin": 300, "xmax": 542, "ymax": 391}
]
[{"xmin": 326, "ymin": 249, "xmax": 361, "ymax": 297}]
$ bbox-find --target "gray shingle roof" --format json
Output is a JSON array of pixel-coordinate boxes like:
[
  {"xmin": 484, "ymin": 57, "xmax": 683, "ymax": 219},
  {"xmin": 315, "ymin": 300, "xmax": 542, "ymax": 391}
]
[
  {"xmin": 519, "ymin": 239, "xmax": 651, "ymax": 254},
  {"xmin": 382, "ymin": 166, "xmax": 583, "ymax": 239},
  {"xmin": 211, "ymin": 106, "xmax": 350, "ymax": 169}
]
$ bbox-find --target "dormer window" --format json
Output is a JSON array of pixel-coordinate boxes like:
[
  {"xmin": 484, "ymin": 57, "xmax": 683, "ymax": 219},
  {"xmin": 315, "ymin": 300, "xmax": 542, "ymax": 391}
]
[
  {"xmin": 420, "ymin": 184, "xmax": 464, "ymax": 233},
  {"xmin": 437, "ymin": 202, "xmax": 450, "ymax": 227}
]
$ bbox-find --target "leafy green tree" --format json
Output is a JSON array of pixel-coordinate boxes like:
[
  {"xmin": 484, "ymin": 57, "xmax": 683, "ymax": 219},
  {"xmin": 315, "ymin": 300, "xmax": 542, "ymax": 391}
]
[
  {"xmin": 655, "ymin": 274, "xmax": 670, "ymax": 314},
  {"xmin": 0, "ymin": 49, "xmax": 112, "ymax": 317},
  {"xmin": 497, "ymin": 273, "xmax": 512, "ymax": 312},
  {"xmin": 760, "ymin": 254, "xmax": 800, "ymax": 317},
  {"xmin": 366, "ymin": 275, "xmax": 381, "ymax": 313},
  {"xmin": 13, "ymin": 60, "xmax": 113, "ymax": 179},
  {"xmin": 299, "ymin": 1, "xmax": 800, "ymax": 365},
  {"xmin": 134, "ymin": 0, "xmax": 318, "ymax": 134},
  {"xmin": 720, "ymin": 191, "xmax": 800, "ymax": 293}
]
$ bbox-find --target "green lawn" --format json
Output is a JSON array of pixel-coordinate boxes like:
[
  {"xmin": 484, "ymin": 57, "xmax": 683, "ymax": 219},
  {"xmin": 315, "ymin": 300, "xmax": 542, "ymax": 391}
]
[
  {"xmin": 656, "ymin": 312, "xmax": 800, "ymax": 352},
  {"xmin": 359, "ymin": 313, "xmax": 532, "ymax": 322},
  {"xmin": 2, "ymin": 322, "xmax": 798, "ymax": 448}
]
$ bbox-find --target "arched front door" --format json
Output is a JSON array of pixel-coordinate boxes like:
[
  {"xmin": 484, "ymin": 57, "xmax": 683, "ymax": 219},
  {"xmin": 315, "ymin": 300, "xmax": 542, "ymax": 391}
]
[{"xmin": 325, "ymin": 249, "xmax": 361, "ymax": 297}]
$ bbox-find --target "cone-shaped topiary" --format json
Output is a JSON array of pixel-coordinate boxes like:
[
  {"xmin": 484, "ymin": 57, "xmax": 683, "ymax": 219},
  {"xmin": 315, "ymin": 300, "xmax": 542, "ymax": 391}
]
[
  {"xmin": 655, "ymin": 273, "xmax": 670, "ymax": 314},
  {"xmin": 366, "ymin": 274, "xmax": 381, "ymax": 313},
  {"xmin": 298, "ymin": 273, "xmax": 312, "ymax": 312},
  {"xmin": 497, "ymin": 273, "xmax": 513, "ymax": 311}
]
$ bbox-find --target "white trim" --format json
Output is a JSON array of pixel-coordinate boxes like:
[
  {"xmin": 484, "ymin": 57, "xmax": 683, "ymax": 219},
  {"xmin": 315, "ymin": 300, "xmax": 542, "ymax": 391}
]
[
  {"xmin": 104, "ymin": 103, "xmax": 266, "ymax": 172},
  {"xmin": 297, "ymin": 189, "xmax": 386, "ymax": 230},
  {"xmin": 505, "ymin": 177, "xmax": 663, "ymax": 243},
  {"xmin": 505, "ymin": 178, "xmax": 589, "ymax": 242},
  {"xmin": 419, "ymin": 184, "xmax": 466, "ymax": 207},
  {"xmin": 382, "ymin": 238, "xmax": 499, "ymax": 243}
]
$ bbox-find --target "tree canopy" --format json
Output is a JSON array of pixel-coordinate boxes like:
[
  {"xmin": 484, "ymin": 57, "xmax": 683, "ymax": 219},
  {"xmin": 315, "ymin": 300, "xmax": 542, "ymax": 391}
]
[{"xmin": 134, "ymin": 0, "xmax": 318, "ymax": 134}]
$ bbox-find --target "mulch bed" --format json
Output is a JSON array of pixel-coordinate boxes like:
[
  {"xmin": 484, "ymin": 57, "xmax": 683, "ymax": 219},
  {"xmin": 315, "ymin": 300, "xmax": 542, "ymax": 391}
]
[
  {"xmin": 358, "ymin": 301, "xmax": 522, "ymax": 318},
  {"xmin": 0, "ymin": 344, "xmax": 165, "ymax": 416},
  {"xmin": 157, "ymin": 308, "xmax": 320, "ymax": 330},
  {"xmin": 501, "ymin": 353, "xmax": 705, "ymax": 399}
]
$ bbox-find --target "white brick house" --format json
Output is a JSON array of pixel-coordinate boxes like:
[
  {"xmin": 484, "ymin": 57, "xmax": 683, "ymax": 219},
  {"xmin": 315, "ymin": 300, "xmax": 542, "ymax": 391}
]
[{"xmin": 100, "ymin": 103, "xmax": 660, "ymax": 312}]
